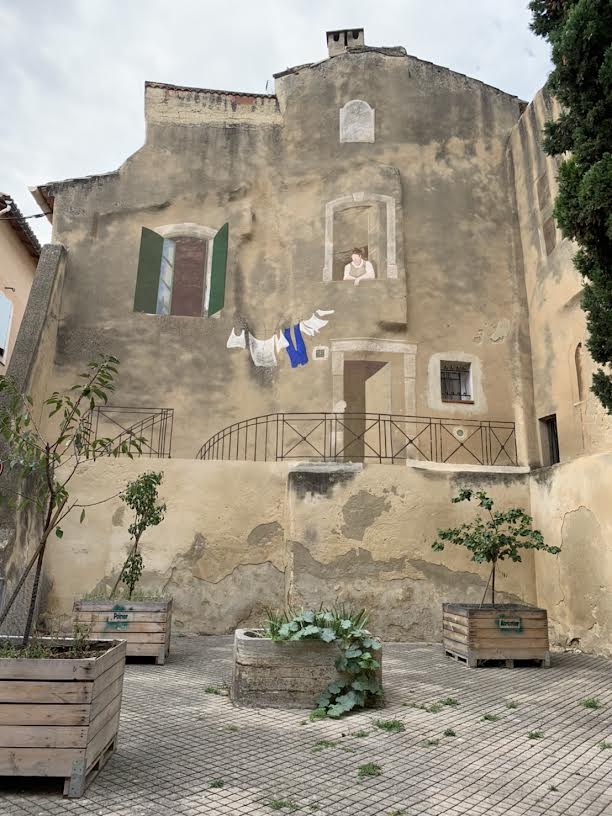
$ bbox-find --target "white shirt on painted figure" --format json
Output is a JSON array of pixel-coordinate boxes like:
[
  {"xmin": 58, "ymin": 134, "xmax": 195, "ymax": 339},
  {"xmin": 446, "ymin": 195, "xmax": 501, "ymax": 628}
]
[{"xmin": 343, "ymin": 254, "xmax": 375, "ymax": 286}]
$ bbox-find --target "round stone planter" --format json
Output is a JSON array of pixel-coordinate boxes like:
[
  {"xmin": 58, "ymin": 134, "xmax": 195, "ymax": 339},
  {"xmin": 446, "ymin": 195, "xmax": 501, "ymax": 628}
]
[{"xmin": 231, "ymin": 628, "xmax": 383, "ymax": 709}]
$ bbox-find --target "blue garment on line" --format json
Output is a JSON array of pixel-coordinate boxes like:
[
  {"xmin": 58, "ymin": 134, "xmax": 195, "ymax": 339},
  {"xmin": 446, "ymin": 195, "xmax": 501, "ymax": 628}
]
[{"xmin": 283, "ymin": 324, "xmax": 308, "ymax": 368}]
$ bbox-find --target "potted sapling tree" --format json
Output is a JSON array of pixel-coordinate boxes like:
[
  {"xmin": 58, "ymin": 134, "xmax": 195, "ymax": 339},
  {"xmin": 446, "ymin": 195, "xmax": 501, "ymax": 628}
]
[
  {"xmin": 0, "ymin": 355, "xmax": 140, "ymax": 797},
  {"xmin": 432, "ymin": 489, "xmax": 561, "ymax": 668},
  {"xmin": 73, "ymin": 471, "xmax": 172, "ymax": 665}
]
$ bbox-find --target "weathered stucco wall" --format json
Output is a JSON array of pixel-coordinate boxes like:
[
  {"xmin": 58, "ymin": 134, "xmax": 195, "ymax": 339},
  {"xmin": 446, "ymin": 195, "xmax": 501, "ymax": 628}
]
[
  {"xmin": 531, "ymin": 454, "xmax": 612, "ymax": 658},
  {"xmin": 40, "ymin": 46, "xmax": 535, "ymax": 462},
  {"xmin": 40, "ymin": 459, "xmax": 535, "ymax": 641},
  {"xmin": 0, "ymin": 244, "xmax": 66, "ymax": 633}
]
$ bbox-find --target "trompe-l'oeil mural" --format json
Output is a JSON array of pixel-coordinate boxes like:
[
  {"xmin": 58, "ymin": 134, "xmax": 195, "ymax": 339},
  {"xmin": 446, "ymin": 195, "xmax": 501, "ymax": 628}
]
[
  {"xmin": 343, "ymin": 248, "xmax": 375, "ymax": 286},
  {"xmin": 226, "ymin": 310, "xmax": 334, "ymax": 368}
]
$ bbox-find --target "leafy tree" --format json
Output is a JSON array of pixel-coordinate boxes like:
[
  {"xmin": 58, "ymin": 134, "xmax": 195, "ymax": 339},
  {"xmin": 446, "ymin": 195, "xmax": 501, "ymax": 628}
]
[
  {"xmin": 432, "ymin": 490, "xmax": 561, "ymax": 604},
  {"xmin": 529, "ymin": 0, "xmax": 612, "ymax": 412},
  {"xmin": 0, "ymin": 356, "xmax": 142, "ymax": 644},
  {"xmin": 111, "ymin": 471, "xmax": 165, "ymax": 599}
]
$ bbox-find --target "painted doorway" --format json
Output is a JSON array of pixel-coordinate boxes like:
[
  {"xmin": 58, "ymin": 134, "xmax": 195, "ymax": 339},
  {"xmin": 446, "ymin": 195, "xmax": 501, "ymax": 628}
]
[{"xmin": 343, "ymin": 360, "xmax": 391, "ymax": 461}]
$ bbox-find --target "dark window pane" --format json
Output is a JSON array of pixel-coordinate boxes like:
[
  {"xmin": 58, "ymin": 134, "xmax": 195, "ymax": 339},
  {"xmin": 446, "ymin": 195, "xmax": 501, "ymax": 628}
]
[{"xmin": 171, "ymin": 237, "xmax": 206, "ymax": 317}]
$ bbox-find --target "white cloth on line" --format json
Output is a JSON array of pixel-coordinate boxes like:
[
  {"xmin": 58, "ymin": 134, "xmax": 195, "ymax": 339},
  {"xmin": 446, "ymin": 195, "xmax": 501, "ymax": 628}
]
[
  {"xmin": 249, "ymin": 334, "xmax": 277, "ymax": 367},
  {"xmin": 300, "ymin": 313, "xmax": 328, "ymax": 336},
  {"xmin": 275, "ymin": 331, "xmax": 289, "ymax": 351},
  {"xmin": 316, "ymin": 309, "xmax": 335, "ymax": 316},
  {"xmin": 226, "ymin": 328, "xmax": 246, "ymax": 349}
]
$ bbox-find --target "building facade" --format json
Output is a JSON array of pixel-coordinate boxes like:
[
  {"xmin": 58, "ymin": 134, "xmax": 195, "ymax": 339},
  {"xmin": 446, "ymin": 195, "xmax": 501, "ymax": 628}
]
[{"xmin": 3, "ymin": 30, "xmax": 611, "ymax": 652}]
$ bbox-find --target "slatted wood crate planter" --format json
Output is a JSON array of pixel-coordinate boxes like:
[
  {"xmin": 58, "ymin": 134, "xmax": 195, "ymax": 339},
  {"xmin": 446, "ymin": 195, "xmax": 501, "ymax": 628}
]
[
  {"xmin": 443, "ymin": 603, "xmax": 551, "ymax": 668},
  {"xmin": 231, "ymin": 628, "xmax": 383, "ymax": 708},
  {"xmin": 0, "ymin": 638, "xmax": 126, "ymax": 797},
  {"xmin": 73, "ymin": 600, "xmax": 172, "ymax": 665}
]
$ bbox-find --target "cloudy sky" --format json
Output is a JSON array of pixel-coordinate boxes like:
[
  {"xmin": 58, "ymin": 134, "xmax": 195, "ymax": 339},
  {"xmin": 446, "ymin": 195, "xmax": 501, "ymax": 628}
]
[{"xmin": 1, "ymin": 0, "xmax": 552, "ymax": 244}]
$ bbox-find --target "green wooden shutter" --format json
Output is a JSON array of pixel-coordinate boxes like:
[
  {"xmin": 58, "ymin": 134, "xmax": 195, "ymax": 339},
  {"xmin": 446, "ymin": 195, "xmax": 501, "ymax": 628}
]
[
  {"xmin": 134, "ymin": 227, "xmax": 164, "ymax": 313},
  {"xmin": 207, "ymin": 222, "xmax": 229, "ymax": 317}
]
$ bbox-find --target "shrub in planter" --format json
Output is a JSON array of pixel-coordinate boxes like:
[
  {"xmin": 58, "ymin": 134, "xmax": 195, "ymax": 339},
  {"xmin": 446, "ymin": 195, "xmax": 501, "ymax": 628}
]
[
  {"xmin": 0, "ymin": 355, "xmax": 138, "ymax": 795},
  {"xmin": 74, "ymin": 471, "xmax": 172, "ymax": 665},
  {"xmin": 432, "ymin": 489, "xmax": 561, "ymax": 667},
  {"xmin": 232, "ymin": 607, "xmax": 383, "ymax": 717}
]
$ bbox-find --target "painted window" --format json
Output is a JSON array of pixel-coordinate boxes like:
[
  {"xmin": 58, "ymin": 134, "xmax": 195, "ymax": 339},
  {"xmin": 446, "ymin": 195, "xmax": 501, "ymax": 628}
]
[
  {"xmin": 440, "ymin": 361, "xmax": 472, "ymax": 403},
  {"xmin": 134, "ymin": 224, "xmax": 228, "ymax": 317},
  {"xmin": 339, "ymin": 100, "xmax": 375, "ymax": 143},
  {"xmin": 332, "ymin": 204, "xmax": 383, "ymax": 281},
  {"xmin": 540, "ymin": 414, "xmax": 560, "ymax": 465},
  {"xmin": 0, "ymin": 293, "xmax": 13, "ymax": 364}
]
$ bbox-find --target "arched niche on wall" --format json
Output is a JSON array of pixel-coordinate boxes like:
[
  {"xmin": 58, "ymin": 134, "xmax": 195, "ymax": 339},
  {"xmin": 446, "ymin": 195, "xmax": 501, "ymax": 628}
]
[
  {"xmin": 339, "ymin": 100, "xmax": 375, "ymax": 143},
  {"xmin": 322, "ymin": 192, "xmax": 398, "ymax": 281}
]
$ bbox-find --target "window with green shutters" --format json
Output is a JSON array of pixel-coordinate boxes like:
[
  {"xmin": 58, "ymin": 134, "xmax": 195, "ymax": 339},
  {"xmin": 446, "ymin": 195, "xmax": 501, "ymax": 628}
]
[{"xmin": 133, "ymin": 223, "xmax": 228, "ymax": 317}]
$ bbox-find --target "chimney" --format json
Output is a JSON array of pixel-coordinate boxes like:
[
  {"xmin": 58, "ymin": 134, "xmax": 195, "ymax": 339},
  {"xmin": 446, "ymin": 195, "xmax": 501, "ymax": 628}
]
[{"xmin": 326, "ymin": 28, "xmax": 365, "ymax": 58}]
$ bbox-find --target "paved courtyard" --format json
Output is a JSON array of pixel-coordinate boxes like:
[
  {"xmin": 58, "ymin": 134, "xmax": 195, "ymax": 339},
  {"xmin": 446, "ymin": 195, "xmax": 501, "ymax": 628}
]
[{"xmin": 1, "ymin": 636, "xmax": 612, "ymax": 816}]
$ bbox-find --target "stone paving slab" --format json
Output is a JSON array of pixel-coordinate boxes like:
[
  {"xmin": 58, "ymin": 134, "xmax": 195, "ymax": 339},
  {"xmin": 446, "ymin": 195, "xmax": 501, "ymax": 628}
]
[{"xmin": 1, "ymin": 636, "xmax": 612, "ymax": 815}]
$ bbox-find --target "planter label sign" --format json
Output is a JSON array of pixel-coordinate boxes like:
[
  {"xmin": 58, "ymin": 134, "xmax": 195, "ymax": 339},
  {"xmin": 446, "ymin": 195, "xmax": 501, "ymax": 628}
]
[{"xmin": 496, "ymin": 615, "xmax": 523, "ymax": 633}]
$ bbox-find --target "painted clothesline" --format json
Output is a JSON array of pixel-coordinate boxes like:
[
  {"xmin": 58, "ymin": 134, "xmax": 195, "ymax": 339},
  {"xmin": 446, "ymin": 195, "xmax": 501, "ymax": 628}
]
[{"xmin": 226, "ymin": 309, "xmax": 335, "ymax": 367}]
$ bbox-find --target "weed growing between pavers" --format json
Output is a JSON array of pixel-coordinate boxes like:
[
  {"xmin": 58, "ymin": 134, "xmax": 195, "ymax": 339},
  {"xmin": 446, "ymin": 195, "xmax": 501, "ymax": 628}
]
[
  {"xmin": 351, "ymin": 729, "xmax": 370, "ymax": 738},
  {"xmin": 225, "ymin": 724, "xmax": 239, "ymax": 732},
  {"xmin": 549, "ymin": 785, "xmax": 558, "ymax": 792},
  {"xmin": 309, "ymin": 708, "xmax": 327, "ymax": 722},
  {"xmin": 598, "ymin": 740, "xmax": 612, "ymax": 749},
  {"xmin": 440, "ymin": 697, "xmax": 459, "ymax": 706},
  {"xmin": 443, "ymin": 728, "xmax": 457, "ymax": 737},
  {"xmin": 389, "ymin": 810, "xmax": 407, "ymax": 815},
  {"xmin": 358, "ymin": 762, "xmax": 382, "ymax": 778},
  {"xmin": 528, "ymin": 730, "xmax": 544, "ymax": 739},
  {"xmin": 422, "ymin": 738, "xmax": 439, "ymax": 747},
  {"xmin": 581, "ymin": 698, "xmax": 603, "ymax": 710},
  {"xmin": 506, "ymin": 701, "xmax": 519, "ymax": 709},
  {"xmin": 402, "ymin": 701, "xmax": 443, "ymax": 713},
  {"xmin": 482, "ymin": 713, "xmax": 501, "ymax": 722},
  {"xmin": 265, "ymin": 798, "xmax": 299, "ymax": 812},
  {"xmin": 312, "ymin": 739, "xmax": 338, "ymax": 752},
  {"xmin": 374, "ymin": 719, "xmax": 405, "ymax": 733},
  {"xmin": 204, "ymin": 685, "xmax": 226, "ymax": 695},
  {"xmin": 209, "ymin": 779, "xmax": 224, "ymax": 789}
]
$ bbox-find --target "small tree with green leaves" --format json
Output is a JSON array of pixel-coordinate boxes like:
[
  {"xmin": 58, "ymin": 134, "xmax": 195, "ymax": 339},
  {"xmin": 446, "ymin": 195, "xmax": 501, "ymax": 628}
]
[
  {"xmin": 432, "ymin": 490, "xmax": 561, "ymax": 604},
  {"xmin": 0, "ymin": 355, "xmax": 142, "ymax": 645},
  {"xmin": 111, "ymin": 471, "xmax": 165, "ymax": 599}
]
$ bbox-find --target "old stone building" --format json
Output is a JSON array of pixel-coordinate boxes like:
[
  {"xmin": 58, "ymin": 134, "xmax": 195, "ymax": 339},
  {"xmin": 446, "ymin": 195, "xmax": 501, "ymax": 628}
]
[
  {"xmin": 0, "ymin": 194, "xmax": 40, "ymax": 369},
  {"xmin": 4, "ymin": 30, "xmax": 612, "ymax": 653}
]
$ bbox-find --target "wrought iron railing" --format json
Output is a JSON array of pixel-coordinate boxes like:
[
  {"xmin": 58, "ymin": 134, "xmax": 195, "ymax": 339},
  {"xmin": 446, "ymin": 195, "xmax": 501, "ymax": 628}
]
[
  {"xmin": 84, "ymin": 407, "xmax": 174, "ymax": 458},
  {"xmin": 195, "ymin": 413, "xmax": 518, "ymax": 467}
]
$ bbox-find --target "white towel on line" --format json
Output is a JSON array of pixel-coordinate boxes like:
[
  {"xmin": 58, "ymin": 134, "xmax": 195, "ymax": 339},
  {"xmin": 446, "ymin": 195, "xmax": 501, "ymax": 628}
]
[{"xmin": 226, "ymin": 328, "xmax": 246, "ymax": 349}]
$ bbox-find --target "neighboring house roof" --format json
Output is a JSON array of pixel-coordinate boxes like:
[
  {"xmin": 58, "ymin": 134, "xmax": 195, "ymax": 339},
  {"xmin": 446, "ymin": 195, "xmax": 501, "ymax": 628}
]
[
  {"xmin": 0, "ymin": 194, "xmax": 41, "ymax": 259},
  {"xmin": 145, "ymin": 80, "xmax": 277, "ymax": 99}
]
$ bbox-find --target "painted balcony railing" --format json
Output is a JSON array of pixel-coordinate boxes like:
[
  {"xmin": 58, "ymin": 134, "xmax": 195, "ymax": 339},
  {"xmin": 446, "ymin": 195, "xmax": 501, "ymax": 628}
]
[
  {"xmin": 83, "ymin": 406, "xmax": 174, "ymax": 458},
  {"xmin": 195, "ymin": 413, "xmax": 518, "ymax": 467}
]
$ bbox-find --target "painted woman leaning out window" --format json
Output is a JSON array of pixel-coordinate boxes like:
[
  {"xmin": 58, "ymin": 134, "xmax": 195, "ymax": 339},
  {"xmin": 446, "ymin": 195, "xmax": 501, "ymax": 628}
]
[{"xmin": 343, "ymin": 248, "xmax": 375, "ymax": 286}]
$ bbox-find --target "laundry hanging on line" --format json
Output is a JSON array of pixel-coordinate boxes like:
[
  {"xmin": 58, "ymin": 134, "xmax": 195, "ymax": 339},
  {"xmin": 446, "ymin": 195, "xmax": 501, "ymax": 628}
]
[
  {"xmin": 226, "ymin": 328, "xmax": 246, "ymax": 349},
  {"xmin": 283, "ymin": 324, "xmax": 308, "ymax": 368}
]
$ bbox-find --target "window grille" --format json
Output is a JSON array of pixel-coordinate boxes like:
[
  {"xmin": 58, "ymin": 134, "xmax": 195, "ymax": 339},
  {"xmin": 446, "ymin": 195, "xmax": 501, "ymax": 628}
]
[{"xmin": 441, "ymin": 361, "xmax": 472, "ymax": 402}]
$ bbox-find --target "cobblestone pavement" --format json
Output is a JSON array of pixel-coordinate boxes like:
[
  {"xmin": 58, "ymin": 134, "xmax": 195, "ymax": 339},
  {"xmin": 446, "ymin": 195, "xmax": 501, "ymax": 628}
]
[{"xmin": 2, "ymin": 637, "xmax": 612, "ymax": 816}]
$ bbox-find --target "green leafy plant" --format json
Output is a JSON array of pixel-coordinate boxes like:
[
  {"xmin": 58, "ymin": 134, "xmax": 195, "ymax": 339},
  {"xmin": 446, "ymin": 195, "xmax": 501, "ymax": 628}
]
[
  {"xmin": 374, "ymin": 719, "xmax": 405, "ymax": 734},
  {"xmin": 443, "ymin": 728, "xmax": 456, "ymax": 737},
  {"xmin": 598, "ymin": 741, "xmax": 612, "ymax": 750},
  {"xmin": 581, "ymin": 697, "xmax": 603, "ymax": 710},
  {"xmin": 432, "ymin": 490, "xmax": 560, "ymax": 603},
  {"xmin": 506, "ymin": 701, "xmax": 519, "ymax": 709},
  {"xmin": 204, "ymin": 685, "xmax": 225, "ymax": 695},
  {"xmin": 209, "ymin": 779, "xmax": 224, "ymax": 789},
  {"xmin": 265, "ymin": 799, "xmax": 299, "ymax": 812},
  {"xmin": 402, "ymin": 700, "xmax": 443, "ymax": 713},
  {"xmin": 549, "ymin": 785, "xmax": 558, "ymax": 792},
  {"xmin": 357, "ymin": 762, "xmax": 382, "ymax": 778},
  {"xmin": 530, "ymin": 1, "xmax": 612, "ymax": 412},
  {"xmin": 110, "ymin": 471, "xmax": 165, "ymax": 599},
  {"xmin": 440, "ymin": 697, "xmax": 459, "ymax": 707},
  {"xmin": 482, "ymin": 713, "xmax": 501, "ymax": 722},
  {"xmin": 0, "ymin": 356, "xmax": 142, "ymax": 645},
  {"xmin": 528, "ymin": 730, "xmax": 544, "ymax": 739},
  {"xmin": 352, "ymin": 729, "xmax": 370, "ymax": 738},
  {"xmin": 263, "ymin": 606, "xmax": 382, "ymax": 718},
  {"xmin": 312, "ymin": 739, "xmax": 338, "ymax": 752}
]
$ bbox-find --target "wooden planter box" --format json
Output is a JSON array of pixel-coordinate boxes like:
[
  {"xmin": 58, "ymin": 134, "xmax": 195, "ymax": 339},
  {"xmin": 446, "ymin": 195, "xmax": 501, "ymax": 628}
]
[
  {"xmin": 231, "ymin": 628, "xmax": 383, "ymax": 708},
  {"xmin": 73, "ymin": 600, "xmax": 172, "ymax": 665},
  {"xmin": 443, "ymin": 603, "xmax": 550, "ymax": 668},
  {"xmin": 0, "ymin": 638, "xmax": 126, "ymax": 797}
]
